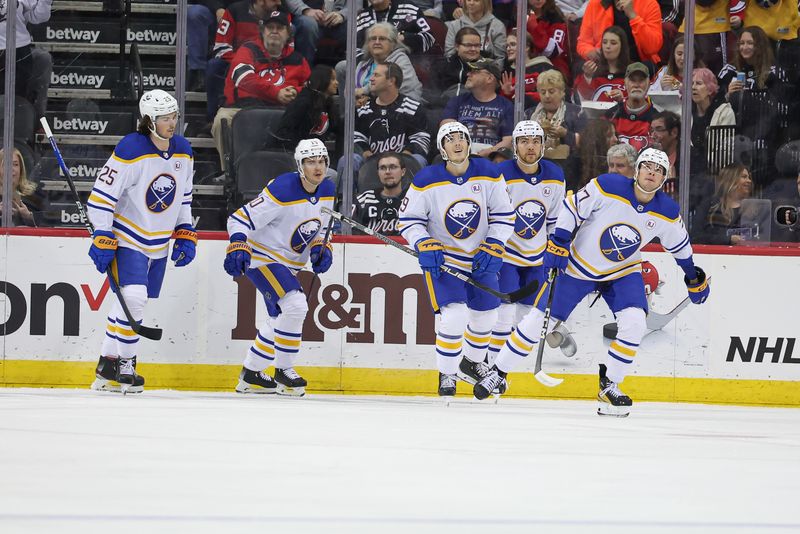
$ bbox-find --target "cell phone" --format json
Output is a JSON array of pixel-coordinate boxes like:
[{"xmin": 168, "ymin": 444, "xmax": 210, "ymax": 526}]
[{"xmin": 736, "ymin": 72, "xmax": 746, "ymax": 83}]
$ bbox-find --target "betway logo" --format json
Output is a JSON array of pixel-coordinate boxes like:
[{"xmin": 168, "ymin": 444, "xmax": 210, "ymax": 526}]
[
  {"xmin": 60, "ymin": 164, "xmax": 100, "ymax": 179},
  {"xmin": 53, "ymin": 117, "xmax": 109, "ymax": 135},
  {"xmin": 127, "ymin": 28, "xmax": 176, "ymax": 45},
  {"xmin": 141, "ymin": 73, "xmax": 175, "ymax": 88},
  {"xmin": 46, "ymin": 27, "xmax": 101, "ymax": 43},
  {"xmin": 51, "ymin": 72, "xmax": 105, "ymax": 89}
]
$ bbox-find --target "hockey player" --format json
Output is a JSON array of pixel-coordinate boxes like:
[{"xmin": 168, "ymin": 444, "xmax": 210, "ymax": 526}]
[
  {"xmin": 224, "ymin": 138, "xmax": 334, "ymax": 396},
  {"xmin": 488, "ymin": 121, "xmax": 568, "ymax": 366},
  {"xmin": 88, "ymin": 89, "xmax": 197, "ymax": 394},
  {"xmin": 398, "ymin": 122, "xmax": 515, "ymax": 398},
  {"xmin": 474, "ymin": 148, "xmax": 710, "ymax": 417}
]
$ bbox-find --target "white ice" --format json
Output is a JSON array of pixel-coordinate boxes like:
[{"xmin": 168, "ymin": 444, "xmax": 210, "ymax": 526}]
[{"xmin": 1, "ymin": 388, "xmax": 799, "ymax": 534}]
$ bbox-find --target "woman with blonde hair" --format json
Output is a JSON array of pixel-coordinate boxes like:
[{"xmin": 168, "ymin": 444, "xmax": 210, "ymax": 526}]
[
  {"xmin": 692, "ymin": 163, "xmax": 755, "ymax": 245},
  {"xmin": 529, "ymin": 69, "xmax": 585, "ymax": 163},
  {"xmin": 0, "ymin": 147, "xmax": 39, "ymax": 227},
  {"xmin": 445, "ymin": 0, "xmax": 506, "ymax": 66}
]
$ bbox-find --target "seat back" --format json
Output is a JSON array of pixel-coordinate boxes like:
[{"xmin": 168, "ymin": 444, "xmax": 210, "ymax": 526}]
[
  {"xmin": 236, "ymin": 150, "xmax": 296, "ymax": 203},
  {"xmin": 357, "ymin": 153, "xmax": 423, "ymax": 193},
  {"xmin": 231, "ymin": 107, "xmax": 285, "ymax": 168}
]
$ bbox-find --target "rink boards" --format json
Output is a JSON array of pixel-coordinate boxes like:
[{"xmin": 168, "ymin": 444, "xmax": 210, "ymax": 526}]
[{"xmin": 1, "ymin": 230, "xmax": 799, "ymax": 406}]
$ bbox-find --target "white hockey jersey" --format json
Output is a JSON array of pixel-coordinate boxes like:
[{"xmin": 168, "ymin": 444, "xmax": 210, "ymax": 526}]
[
  {"xmin": 87, "ymin": 133, "xmax": 194, "ymax": 259},
  {"xmin": 398, "ymin": 158, "xmax": 515, "ymax": 272},
  {"xmin": 227, "ymin": 172, "xmax": 335, "ymax": 271},
  {"xmin": 556, "ymin": 173, "xmax": 693, "ymax": 282},
  {"xmin": 497, "ymin": 158, "xmax": 565, "ymax": 268}
]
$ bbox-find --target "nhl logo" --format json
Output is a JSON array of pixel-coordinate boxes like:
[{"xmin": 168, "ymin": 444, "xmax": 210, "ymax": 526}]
[
  {"xmin": 310, "ymin": 197, "xmax": 317, "ymax": 204},
  {"xmin": 456, "ymin": 177, "xmax": 463, "ymax": 184},
  {"xmin": 471, "ymin": 183, "xmax": 482, "ymax": 193},
  {"xmin": 637, "ymin": 205, "xmax": 644, "ymax": 212}
]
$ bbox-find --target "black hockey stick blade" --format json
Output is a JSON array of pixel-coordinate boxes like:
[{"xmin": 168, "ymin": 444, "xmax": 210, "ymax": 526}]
[
  {"xmin": 132, "ymin": 322, "xmax": 163, "ymax": 341},
  {"xmin": 507, "ymin": 279, "xmax": 540, "ymax": 303}
]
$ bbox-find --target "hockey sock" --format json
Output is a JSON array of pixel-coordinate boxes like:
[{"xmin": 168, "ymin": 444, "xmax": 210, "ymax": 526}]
[
  {"xmin": 605, "ymin": 307, "xmax": 646, "ymax": 383},
  {"xmin": 243, "ymin": 317, "xmax": 276, "ymax": 372},
  {"xmin": 114, "ymin": 285, "xmax": 147, "ymax": 360},
  {"xmin": 436, "ymin": 303, "xmax": 468, "ymax": 375},
  {"xmin": 273, "ymin": 291, "xmax": 307, "ymax": 370},
  {"xmin": 494, "ymin": 307, "xmax": 546, "ymax": 373},
  {"xmin": 488, "ymin": 303, "xmax": 517, "ymax": 363},
  {"xmin": 462, "ymin": 307, "xmax": 497, "ymax": 363}
]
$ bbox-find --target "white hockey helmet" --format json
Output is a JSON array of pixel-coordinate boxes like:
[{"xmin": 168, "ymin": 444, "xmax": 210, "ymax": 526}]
[
  {"xmin": 294, "ymin": 138, "xmax": 329, "ymax": 176},
  {"xmin": 634, "ymin": 147, "xmax": 670, "ymax": 192},
  {"xmin": 436, "ymin": 121, "xmax": 471, "ymax": 161},
  {"xmin": 139, "ymin": 89, "xmax": 179, "ymax": 123},
  {"xmin": 512, "ymin": 120, "xmax": 545, "ymax": 163}
]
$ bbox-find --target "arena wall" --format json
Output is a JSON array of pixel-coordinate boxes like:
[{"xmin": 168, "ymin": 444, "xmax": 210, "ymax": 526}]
[{"xmin": 1, "ymin": 230, "xmax": 798, "ymax": 406}]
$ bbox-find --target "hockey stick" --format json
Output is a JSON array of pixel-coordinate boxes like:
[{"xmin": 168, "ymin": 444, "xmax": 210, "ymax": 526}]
[
  {"xmin": 306, "ymin": 215, "xmax": 334, "ymax": 303},
  {"xmin": 533, "ymin": 269, "xmax": 563, "ymax": 387},
  {"xmin": 322, "ymin": 207, "xmax": 539, "ymax": 303},
  {"xmin": 602, "ymin": 295, "xmax": 691, "ymax": 340},
  {"xmin": 40, "ymin": 118, "xmax": 163, "ymax": 341}
]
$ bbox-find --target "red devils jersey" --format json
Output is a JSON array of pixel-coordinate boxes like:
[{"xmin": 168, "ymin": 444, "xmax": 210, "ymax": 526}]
[
  {"xmin": 213, "ymin": 1, "xmax": 293, "ymax": 61},
  {"xmin": 575, "ymin": 72, "xmax": 626, "ymax": 102},
  {"xmin": 605, "ymin": 100, "xmax": 658, "ymax": 152},
  {"xmin": 527, "ymin": 14, "xmax": 569, "ymax": 82},
  {"xmin": 225, "ymin": 41, "xmax": 310, "ymax": 107}
]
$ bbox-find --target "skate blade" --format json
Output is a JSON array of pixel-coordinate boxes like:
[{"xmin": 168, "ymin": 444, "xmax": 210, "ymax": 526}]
[
  {"xmin": 441, "ymin": 395, "xmax": 454, "ymax": 407},
  {"xmin": 119, "ymin": 383, "xmax": 144, "ymax": 395},
  {"xmin": 91, "ymin": 378, "xmax": 120, "ymax": 393},
  {"xmin": 455, "ymin": 371, "xmax": 477, "ymax": 385},
  {"xmin": 597, "ymin": 402, "xmax": 630, "ymax": 417},
  {"xmin": 276, "ymin": 384, "xmax": 306, "ymax": 397},
  {"xmin": 235, "ymin": 381, "xmax": 276, "ymax": 394}
]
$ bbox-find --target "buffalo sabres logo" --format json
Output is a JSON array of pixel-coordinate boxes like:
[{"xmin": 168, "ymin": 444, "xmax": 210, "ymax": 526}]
[
  {"xmin": 444, "ymin": 200, "xmax": 481, "ymax": 239},
  {"xmin": 514, "ymin": 200, "xmax": 546, "ymax": 240},
  {"xmin": 145, "ymin": 174, "xmax": 177, "ymax": 213},
  {"xmin": 290, "ymin": 218, "xmax": 322, "ymax": 253},
  {"xmin": 599, "ymin": 223, "xmax": 642, "ymax": 262}
]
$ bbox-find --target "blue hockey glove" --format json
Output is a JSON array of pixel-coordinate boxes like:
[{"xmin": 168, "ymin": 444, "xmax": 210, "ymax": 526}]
[
  {"xmin": 309, "ymin": 238, "xmax": 333, "ymax": 274},
  {"xmin": 415, "ymin": 237, "xmax": 445, "ymax": 279},
  {"xmin": 684, "ymin": 266, "xmax": 710, "ymax": 304},
  {"xmin": 223, "ymin": 233, "xmax": 252, "ymax": 277},
  {"xmin": 543, "ymin": 230, "xmax": 571, "ymax": 272},
  {"xmin": 88, "ymin": 230, "xmax": 117, "ymax": 274},
  {"xmin": 472, "ymin": 238, "xmax": 505, "ymax": 275},
  {"xmin": 171, "ymin": 224, "xmax": 197, "ymax": 267}
]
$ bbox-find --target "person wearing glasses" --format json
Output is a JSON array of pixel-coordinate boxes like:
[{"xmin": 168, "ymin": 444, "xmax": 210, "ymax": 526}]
[
  {"xmin": 431, "ymin": 27, "xmax": 483, "ymax": 105},
  {"xmin": 352, "ymin": 152, "xmax": 409, "ymax": 235}
]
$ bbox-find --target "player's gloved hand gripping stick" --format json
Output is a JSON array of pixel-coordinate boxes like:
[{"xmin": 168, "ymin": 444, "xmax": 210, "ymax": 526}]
[
  {"xmin": 322, "ymin": 207, "xmax": 540, "ymax": 304},
  {"xmin": 40, "ymin": 118, "xmax": 163, "ymax": 340}
]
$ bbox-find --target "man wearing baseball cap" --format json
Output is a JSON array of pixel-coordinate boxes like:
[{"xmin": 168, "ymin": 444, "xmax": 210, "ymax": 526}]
[
  {"xmin": 440, "ymin": 58, "xmax": 514, "ymax": 158},
  {"xmin": 605, "ymin": 61, "xmax": 659, "ymax": 152}
]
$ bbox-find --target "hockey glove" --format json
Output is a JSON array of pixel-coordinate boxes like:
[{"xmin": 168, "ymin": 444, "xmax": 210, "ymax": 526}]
[
  {"xmin": 472, "ymin": 238, "xmax": 505, "ymax": 275},
  {"xmin": 88, "ymin": 230, "xmax": 117, "ymax": 274},
  {"xmin": 309, "ymin": 238, "xmax": 333, "ymax": 274},
  {"xmin": 224, "ymin": 233, "xmax": 252, "ymax": 277},
  {"xmin": 171, "ymin": 224, "xmax": 197, "ymax": 267},
  {"xmin": 684, "ymin": 266, "xmax": 710, "ymax": 304},
  {"xmin": 415, "ymin": 237, "xmax": 445, "ymax": 278},
  {"xmin": 543, "ymin": 230, "xmax": 571, "ymax": 272}
]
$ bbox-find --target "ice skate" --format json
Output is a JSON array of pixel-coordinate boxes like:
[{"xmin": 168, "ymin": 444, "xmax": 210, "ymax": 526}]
[
  {"xmin": 473, "ymin": 367, "xmax": 508, "ymax": 401},
  {"xmin": 458, "ymin": 357, "xmax": 506, "ymax": 395},
  {"xmin": 235, "ymin": 367, "xmax": 277, "ymax": 394},
  {"xmin": 274, "ymin": 367, "xmax": 307, "ymax": 397},
  {"xmin": 545, "ymin": 322, "xmax": 577, "ymax": 357},
  {"xmin": 597, "ymin": 364, "xmax": 632, "ymax": 417},
  {"xmin": 438, "ymin": 373, "xmax": 456, "ymax": 404},
  {"xmin": 91, "ymin": 356, "xmax": 143, "ymax": 393},
  {"xmin": 116, "ymin": 358, "xmax": 145, "ymax": 395}
]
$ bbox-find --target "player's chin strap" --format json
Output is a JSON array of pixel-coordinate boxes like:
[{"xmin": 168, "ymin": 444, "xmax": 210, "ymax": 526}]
[
  {"xmin": 149, "ymin": 124, "xmax": 170, "ymax": 142},
  {"xmin": 634, "ymin": 173, "xmax": 667, "ymax": 195}
]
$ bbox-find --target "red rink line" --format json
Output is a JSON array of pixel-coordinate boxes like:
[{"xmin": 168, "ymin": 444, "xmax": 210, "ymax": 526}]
[{"xmin": 4, "ymin": 227, "xmax": 800, "ymax": 257}]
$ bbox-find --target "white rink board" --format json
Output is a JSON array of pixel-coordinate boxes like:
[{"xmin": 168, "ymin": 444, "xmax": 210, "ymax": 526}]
[{"xmin": 1, "ymin": 234, "xmax": 799, "ymax": 381}]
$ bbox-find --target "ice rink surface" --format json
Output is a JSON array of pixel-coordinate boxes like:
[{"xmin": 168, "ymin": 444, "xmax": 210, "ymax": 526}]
[{"xmin": 1, "ymin": 388, "xmax": 799, "ymax": 534}]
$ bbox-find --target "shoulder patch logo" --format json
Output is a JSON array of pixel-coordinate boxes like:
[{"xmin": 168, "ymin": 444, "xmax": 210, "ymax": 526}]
[
  {"xmin": 146, "ymin": 174, "xmax": 177, "ymax": 213},
  {"xmin": 599, "ymin": 223, "xmax": 642, "ymax": 262},
  {"xmin": 444, "ymin": 199, "xmax": 481, "ymax": 240},
  {"xmin": 514, "ymin": 200, "xmax": 546, "ymax": 240},
  {"xmin": 291, "ymin": 218, "xmax": 322, "ymax": 253}
]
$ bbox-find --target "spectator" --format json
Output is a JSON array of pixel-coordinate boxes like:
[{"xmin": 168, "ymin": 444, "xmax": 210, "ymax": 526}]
[
  {"xmin": 605, "ymin": 61, "xmax": 659, "ymax": 151},
  {"xmin": 355, "ymin": 0, "xmax": 435, "ymax": 58},
  {"xmin": 556, "ymin": 0, "xmax": 588, "ymax": 22},
  {"xmin": 499, "ymin": 30, "xmax": 555, "ymax": 108},
  {"xmin": 689, "ymin": 67, "xmax": 734, "ymax": 173},
  {"xmin": 649, "ymin": 110, "xmax": 679, "ymax": 182},
  {"xmin": 577, "ymin": 0, "xmax": 663, "ymax": 65},
  {"xmin": 677, "ymin": 0, "xmax": 734, "ymax": 76},
  {"xmin": 285, "ymin": 0, "xmax": 348, "ymax": 64},
  {"xmin": 606, "ymin": 142, "xmax": 636, "ymax": 177},
  {"xmin": 352, "ymin": 151, "xmax": 409, "ymax": 235},
  {"xmin": 271, "ymin": 64, "xmax": 339, "ymax": 151},
  {"xmin": 212, "ymin": 11, "xmax": 311, "ymax": 164},
  {"xmin": 529, "ymin": 69, "xmax": 586, "ymax": 163},
  {"xmin": 340, "ymin": 62, "xmax": 429, "ymax": 184},
  {"xmin": 576, "ymin": 118, "xmax": 618, "ymax": 188},
  {"xmin": 488, "ymin": 146, "xmax": 514, "ymax": 163},
  {"xmin": 445, "ymin": 0, "xmax": 506, "ymax": 66},
  {"xmin": 692, "ymin": 163, "xmax": 755, "ymax": 245},
  {"xmin": 575, "ymin": 25, "xmax": 630, "ymax": 102},
  {"xmin": 339, "ymin": 22, "xmax": 423, "ymax": 103},
  {"xmin": 187, "ymin": 1, "xmax": 231, "ymax": 92},
  {"xmin": 526, "ymin": 0, "xmax": 569, "ymax": 82},
  {"xmin": 431, "ymin": 27, "xmax": 483, "ymax": 105},
  {"xmin": 410, "ymin": 0, "xmax": 444, "ymax": 18},
  {"xmin": 741, "ymin": 0, "xmax": 799, "ymax": 47},
  {"xmin": 0, "ymin": 147, "xmax": 43, "ymax": 227},
  {"xmin": 441, "ymin": 57, "xmax": 513, "ymax": 157},
  {"xmin": 651, "ymin": 34, "xmax": 700, "ymax": 93}
]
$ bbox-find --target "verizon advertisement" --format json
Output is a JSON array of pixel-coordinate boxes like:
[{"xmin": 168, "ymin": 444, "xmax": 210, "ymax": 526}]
[{"xmin": 1, "ymin": 235, "xmax": 799, "ymax": 384}]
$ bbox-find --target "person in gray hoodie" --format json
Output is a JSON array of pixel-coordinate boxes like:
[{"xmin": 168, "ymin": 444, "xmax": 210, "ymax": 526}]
[{"xmin": 444, "ymin": 0, "xmax": 506, "ymax": 68}]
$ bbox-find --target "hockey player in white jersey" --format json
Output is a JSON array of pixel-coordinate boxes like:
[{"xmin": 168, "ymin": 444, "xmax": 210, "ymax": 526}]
[
  {"xmin": 474, "ymin": 148, "xmax": 710, "ymax": 416},
  {"xmin": 224, "ymin": 138, "xmax": 335, "ymax": 396},
  {"xmin": 398, "ymin": 122, "xmax": 515, "ymax": 398},
  {"xmin": 489, "ymin": 120, "xmax": 568, "ymax": 365},
  {"xmin": 87, "ymin": 89, "xmax": 196, "ymax": 393}
]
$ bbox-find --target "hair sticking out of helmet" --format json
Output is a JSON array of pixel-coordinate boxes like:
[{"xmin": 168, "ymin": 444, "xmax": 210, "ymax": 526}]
[
  {"xmin": 634, "ymin": 147, "xmax": 670, "ymax": 194},
  {"xmin": 512, "ymin": 120, "xmax": 545, "ymax": 164},
  {"xmin": 139, "ymin": 89, "xmax": 179, "ymax": 141},
  {"xmin": 294, "ymin": 138, "xmax": 329, "ymax": 178},
  {"xmin": 436, "ymin": 121, "xmax": 471, "ymax": 161}
]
